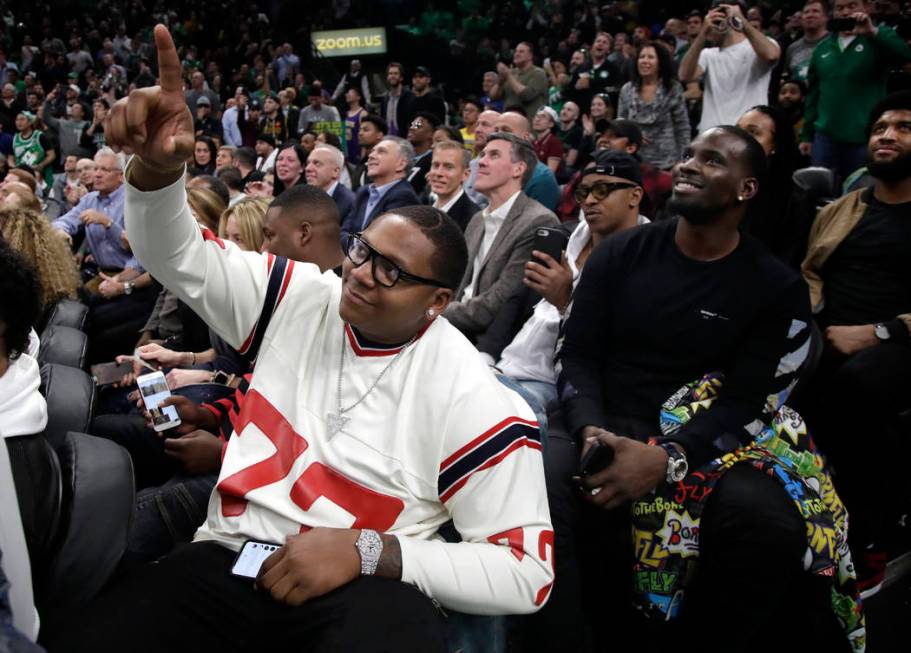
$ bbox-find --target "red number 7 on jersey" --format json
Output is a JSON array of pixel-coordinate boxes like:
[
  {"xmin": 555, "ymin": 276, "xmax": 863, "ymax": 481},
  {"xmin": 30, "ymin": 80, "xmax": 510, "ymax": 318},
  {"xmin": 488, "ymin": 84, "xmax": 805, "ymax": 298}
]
[{"xmin": 217, "ymin": 390, "xmax": 404, "ymax": 529}]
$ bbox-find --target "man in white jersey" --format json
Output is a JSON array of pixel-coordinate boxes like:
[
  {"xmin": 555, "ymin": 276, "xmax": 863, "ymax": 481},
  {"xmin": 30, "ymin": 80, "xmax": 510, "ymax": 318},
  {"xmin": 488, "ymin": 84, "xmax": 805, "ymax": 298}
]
[{"xmin": 49, "ymin": 25, "xmax": 553, "ymax": 652}]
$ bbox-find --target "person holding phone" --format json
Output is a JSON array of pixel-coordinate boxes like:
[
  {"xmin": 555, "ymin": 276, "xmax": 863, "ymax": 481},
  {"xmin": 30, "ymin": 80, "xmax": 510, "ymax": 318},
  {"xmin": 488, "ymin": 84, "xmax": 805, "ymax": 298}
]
[
  {"xmin": 478, "ymin": 151, "xmax": 649, "ymax": 440},
  {"xmin": 537, "ymin": 126, "xmax": 859, "ymax": 651},
  {"xmin": 678, "ymin": 0, "xmax": 781, "ymax": 133},
  {"xmin": 52, "ymin": 25, "xmax": 554, "ymax": 653},
  {"xmin": 444, "ymin": 131, "xmax": 558, "ymax": 342},
  {"xmin": 799, "ymin": 0, "xmax": 911, "ymax": 183}
]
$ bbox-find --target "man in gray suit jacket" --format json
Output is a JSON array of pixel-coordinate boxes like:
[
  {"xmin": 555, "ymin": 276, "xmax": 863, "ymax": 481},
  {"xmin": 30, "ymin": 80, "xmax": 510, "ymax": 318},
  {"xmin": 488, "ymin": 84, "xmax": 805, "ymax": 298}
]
[{"xmin": 445, "ymin": 132, "xmax": 558, "ymax": 341}]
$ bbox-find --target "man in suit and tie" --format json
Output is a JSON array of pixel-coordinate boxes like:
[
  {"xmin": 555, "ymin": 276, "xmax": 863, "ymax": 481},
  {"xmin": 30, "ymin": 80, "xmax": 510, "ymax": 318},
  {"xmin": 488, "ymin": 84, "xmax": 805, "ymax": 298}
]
[
  {"xmin": 342, "ymin": 136, "xmax": 420, "ymax": 239},
  {"xmin": 428, "ymin": 140, "xmax": 479, "ymax": 231},
  {"xmin": 444, "ymin": 132, "xmax": 558, "ymax": 341},
  {"xmin": 305, "ymin": 144, "xmax": 355, "ymax": 226}
]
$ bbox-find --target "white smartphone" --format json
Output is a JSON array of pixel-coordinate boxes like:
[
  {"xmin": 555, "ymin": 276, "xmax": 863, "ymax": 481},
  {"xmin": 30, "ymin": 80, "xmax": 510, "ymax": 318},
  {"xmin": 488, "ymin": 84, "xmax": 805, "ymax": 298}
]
[
  {"xmin": 231, "ymin": 540, "xmax": 282, "ymax": 579},
  {"xmin": 136, "ymin": 370, "xmax": 182, "ymax": 432}
]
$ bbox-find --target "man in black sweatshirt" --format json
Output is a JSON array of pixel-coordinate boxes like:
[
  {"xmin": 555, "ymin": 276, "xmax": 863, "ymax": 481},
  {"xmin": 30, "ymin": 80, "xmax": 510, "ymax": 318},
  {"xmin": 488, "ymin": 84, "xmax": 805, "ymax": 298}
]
[{"xmin": 530, "ymin": 127, "xmax": 856, "ymax": 653}]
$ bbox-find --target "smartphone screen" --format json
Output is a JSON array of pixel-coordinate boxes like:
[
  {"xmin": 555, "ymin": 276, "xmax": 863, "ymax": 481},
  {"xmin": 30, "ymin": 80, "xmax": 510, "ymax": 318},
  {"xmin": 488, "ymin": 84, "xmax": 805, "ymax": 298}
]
[
  {"xmin": 231, "ymin": 540, "xmax": 282, "ymax": 579},
  {"xmin": 136, "ymin": 371, "xmax": 181, "ymax": 432}
]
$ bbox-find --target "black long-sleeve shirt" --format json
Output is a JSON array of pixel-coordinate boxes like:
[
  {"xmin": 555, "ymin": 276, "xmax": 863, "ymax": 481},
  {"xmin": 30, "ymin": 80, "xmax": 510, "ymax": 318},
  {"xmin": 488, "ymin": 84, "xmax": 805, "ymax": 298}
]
[{"xmin": 556, "ymin": 218, "xmax": 812, "ymax": 469}]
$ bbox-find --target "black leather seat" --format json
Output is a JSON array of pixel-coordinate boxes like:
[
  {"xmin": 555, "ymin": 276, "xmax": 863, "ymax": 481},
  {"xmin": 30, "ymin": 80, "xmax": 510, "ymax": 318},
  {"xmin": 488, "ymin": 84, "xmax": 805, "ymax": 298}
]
[
  {"xmin": 792, "ymin": 166, "xmax": 838, "ymax": 206},
  {"xmin": 37, "ymin": 325, "xmax": 89, "ymax": 370},
  {"xmin": 39, "ymin": 363, "xmax": 95, "ymax": 451},
  {"xmin": 7, "ymin": 363, "xmax": 133, "ymax": 631},
  {"xmin": 43, "ymin": 299, "xmax": 89, "ymax": 332}
]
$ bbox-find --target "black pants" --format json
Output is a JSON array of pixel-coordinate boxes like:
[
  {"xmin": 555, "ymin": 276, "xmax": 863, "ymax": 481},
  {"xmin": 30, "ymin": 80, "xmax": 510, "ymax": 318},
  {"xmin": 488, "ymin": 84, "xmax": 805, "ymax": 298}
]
[
  {"xmin": 83, "ymin": 284, "xmax": 159, "ymax": 364},
  {"xmin": 90, "ymin": 414, "xmax": 178, "ymax": 488},
  {"xmin": 524, "ymin": 419, "xmax": 849, "ymax": 653},
  {"xmin": 43, "ymin": 542, "xmax": 446, "ymax": 653},
  {"xmin": 800, "ymin": 342, "xmax": 911, "ymax": 550}
]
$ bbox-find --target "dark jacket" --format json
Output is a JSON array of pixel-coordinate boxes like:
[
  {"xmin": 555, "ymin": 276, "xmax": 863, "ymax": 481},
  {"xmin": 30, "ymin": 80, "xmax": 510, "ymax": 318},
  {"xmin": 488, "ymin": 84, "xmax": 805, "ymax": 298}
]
[
  {"xmin": 410, "ymin": 91, "xmax": 447, "ymax": 125},
  {"xmin": 342, "ymin": 178, "xmax": 420, "ymax": 238},
  {"xmin": 406, "ymin": 150, "xmax": 433, "ymax": 196},
  {"xmin": 378, "ymin": 89, "xmax": 414, "ymax": 137},
  {"xmin": 442, "ymin": 190, "xmax": 481, "ymax": 232},
  {"xmin": 331, "ymin": 182, "xmax": 356, "ymax": 226},
  {"xmin": 349, "ymin": 158, "xmax": 370, "ymax": 191}
]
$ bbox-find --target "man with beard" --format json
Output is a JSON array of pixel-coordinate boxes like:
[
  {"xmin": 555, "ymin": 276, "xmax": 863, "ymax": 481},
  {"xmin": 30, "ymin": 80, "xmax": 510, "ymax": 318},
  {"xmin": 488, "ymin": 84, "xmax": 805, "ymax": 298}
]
[
  {"xmin": 532, "ymin": 126, "xmax": 861, "ymax": 652},
  {"xmin": 800, "ymin": 91, "xmax": 911, "ymax": 597}
]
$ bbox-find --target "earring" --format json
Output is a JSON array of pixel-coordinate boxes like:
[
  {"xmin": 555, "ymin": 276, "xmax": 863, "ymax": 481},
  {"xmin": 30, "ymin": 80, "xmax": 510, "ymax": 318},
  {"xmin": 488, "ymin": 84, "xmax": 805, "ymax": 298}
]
[
  {"xmin": 426, "ymin": 309, "xmax": 436, "ymax": 318},
  {"xmin": 737, "ymin": 195, "xmax": 744, "ymax": 202}
]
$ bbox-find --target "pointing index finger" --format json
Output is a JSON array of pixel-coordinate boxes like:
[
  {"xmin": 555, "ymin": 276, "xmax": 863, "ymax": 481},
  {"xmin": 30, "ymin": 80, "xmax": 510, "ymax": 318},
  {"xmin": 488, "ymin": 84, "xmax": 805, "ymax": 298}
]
[{"xmin": 154, "ymin": 24, "xmax": 183, "ymax": 94}]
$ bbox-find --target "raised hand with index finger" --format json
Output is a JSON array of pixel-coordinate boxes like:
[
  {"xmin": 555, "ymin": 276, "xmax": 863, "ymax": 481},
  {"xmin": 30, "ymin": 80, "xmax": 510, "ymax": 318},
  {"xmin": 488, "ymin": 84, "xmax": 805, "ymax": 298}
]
[{"xmin": 104, "ymin": 24, "xmax": 194, "ymax": 186}]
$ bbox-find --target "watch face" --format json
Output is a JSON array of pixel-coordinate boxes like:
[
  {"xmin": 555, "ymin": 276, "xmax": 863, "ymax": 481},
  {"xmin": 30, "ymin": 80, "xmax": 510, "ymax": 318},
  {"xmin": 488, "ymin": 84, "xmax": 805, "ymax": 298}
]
[
  {"xmin": 672, "ymin": 460, "xmax": 688, "ymax": 482},
  {"xmin": 875, "ymin": 324, "xmax": 891, "ymax": 340}
]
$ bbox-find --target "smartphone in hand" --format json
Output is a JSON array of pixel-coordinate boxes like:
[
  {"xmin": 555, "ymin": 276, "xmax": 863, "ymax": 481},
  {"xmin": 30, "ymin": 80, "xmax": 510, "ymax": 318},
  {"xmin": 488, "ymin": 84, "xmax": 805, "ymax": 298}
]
[
  {"xmin": 577, "ymin": 439, "xmax": 614, "ymax": 479},
  {"xmin": 231, "ymin": 540, "xmax": 282, "ymax": 579},
  {"xmin": 827, "ymin": 18, "xmax": 859, "ymax": 32},
  {"xmin": 137, "ymin": 370, "xmax": 182, "ymax": 432},
  {"xmin": 90, "ymin": 360, "xmax": 133, "ymax": 386},
  {"xmin": 531, "ymin": 227, "xmax": 568, "ymax": 266}
]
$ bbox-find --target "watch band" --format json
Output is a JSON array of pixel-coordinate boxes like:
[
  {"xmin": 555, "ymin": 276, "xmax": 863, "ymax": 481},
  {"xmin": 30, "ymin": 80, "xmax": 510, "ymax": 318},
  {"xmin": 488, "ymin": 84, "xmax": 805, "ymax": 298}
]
[
  {"xmin": 657, "ymin": 442, "xmax": 688, "ymax": 484},
  {"xmin": 355, "ymin": 529, "xmax": 383, "ymax": 576}
]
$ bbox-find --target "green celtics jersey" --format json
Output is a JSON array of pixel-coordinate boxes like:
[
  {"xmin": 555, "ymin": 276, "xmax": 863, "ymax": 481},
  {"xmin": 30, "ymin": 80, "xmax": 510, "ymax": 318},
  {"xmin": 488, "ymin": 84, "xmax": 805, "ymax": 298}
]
[{"xmin": 13, "ymin": 129, "xmax": 54, "ymax": 186}]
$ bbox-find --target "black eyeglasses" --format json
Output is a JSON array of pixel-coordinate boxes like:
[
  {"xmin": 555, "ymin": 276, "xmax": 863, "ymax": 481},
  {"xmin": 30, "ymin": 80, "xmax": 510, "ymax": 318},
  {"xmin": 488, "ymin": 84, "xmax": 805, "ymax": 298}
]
[
  {"xmin": 574, "ymin": 181, "xmax": 636, "ymax": 203},
  {"xmin": 346, "ymin": 233, "xmax": 448, "ymax": 289}
]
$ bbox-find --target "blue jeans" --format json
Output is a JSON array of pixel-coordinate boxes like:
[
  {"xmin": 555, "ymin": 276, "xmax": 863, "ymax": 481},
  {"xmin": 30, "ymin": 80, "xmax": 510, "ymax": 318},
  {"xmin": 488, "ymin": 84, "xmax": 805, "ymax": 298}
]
[
  {"xmin": 122, "ymin": 473, "xmax": 217, "ymax": 569},
  {"xmin": 495, "ymin": 375, "xmax": 557, "ymax": 455},
  {"xmin": 811, "ymin": 131, "xmax": 867, "ymax": 187}
]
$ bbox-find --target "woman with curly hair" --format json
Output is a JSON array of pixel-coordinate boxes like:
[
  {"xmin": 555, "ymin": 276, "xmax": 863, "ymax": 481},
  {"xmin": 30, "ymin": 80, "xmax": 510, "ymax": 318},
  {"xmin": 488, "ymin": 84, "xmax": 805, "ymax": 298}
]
[
  {"xmin": 0, "ymin": 207, "xmax": 79, "ymax": 306},
  {"xmin": 217, "ymin": 197, "xmax": 269, "ymax": 252},
  {"xmin": 617, "ymin": 41, "xmax": 690, "ymax": 169}
]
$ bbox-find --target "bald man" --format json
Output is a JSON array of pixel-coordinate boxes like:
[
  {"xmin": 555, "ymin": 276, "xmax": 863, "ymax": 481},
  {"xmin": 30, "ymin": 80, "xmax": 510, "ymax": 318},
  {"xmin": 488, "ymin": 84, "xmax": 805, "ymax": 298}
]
[
  {"xmin": 465, "ymin": 109, "xmax": 501, "ymax": 207},
  {"xmin": 493, "ymin": 112, "xmax": 561, "ymax": 211},
  {"xmin": 305, "ymin": 144, "xmax": 355, "ymax": 226}
]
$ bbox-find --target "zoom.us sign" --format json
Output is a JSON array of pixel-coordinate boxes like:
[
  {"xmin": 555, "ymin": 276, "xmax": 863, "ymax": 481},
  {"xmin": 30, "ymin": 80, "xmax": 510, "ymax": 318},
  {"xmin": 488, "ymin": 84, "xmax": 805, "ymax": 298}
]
[{"xmin": 312, "ymin": 27, "xmax": 387, "ymax": 57}]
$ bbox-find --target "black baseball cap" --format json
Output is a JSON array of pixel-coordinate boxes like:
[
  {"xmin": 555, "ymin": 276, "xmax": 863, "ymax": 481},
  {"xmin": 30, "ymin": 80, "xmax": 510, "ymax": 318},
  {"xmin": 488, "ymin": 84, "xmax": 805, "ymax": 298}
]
[
  {"xmin": 604, "ymin": 119, "xmax": 643, "ymax": 149},
  {"xmin": 414, "ymin": 66, "xmax": 431, "ymax": 77},
  {"xmin": 583, "ymin": 150, "xmax": 643, "ymax": 186}
]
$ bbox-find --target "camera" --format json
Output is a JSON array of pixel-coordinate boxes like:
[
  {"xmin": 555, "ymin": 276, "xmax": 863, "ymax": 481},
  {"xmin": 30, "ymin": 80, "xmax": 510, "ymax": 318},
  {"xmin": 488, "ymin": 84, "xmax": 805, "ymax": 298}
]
[{"xmin": 710, "ymin": 1, "xmax": 745, "ymax": 32}]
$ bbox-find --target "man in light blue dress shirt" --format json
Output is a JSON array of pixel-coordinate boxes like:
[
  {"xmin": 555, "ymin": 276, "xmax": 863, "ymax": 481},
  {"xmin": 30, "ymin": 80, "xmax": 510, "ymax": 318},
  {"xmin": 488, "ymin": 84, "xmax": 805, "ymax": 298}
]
[{"xmin": 52, "ymin": 148, "xmax": 160, "ymax": 362}]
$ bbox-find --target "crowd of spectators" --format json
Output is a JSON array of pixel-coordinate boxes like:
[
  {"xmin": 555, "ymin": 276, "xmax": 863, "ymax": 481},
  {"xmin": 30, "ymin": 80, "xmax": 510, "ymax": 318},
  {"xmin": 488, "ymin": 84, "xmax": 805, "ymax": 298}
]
[{"xmin": 1, "ymin": 0, "xmax": 911, "ymax": 651}]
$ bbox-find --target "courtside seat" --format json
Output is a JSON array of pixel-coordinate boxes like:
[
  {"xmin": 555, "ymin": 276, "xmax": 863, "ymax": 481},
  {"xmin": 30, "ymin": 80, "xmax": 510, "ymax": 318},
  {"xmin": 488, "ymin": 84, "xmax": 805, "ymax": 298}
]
[
  {"xmin": 42, "ymin": 299, "xmax": 89, "ymax": 332},
  {"xmin": 792, "ymin": 166, "xmax": 838, "ymax": 207},
  {"xmin": 7, "ymin": 363, "xmax": 134, "ymax": 636},
  {"xmin": 37, "ymin": 325, "xmax": 89, "ymax": 370},
  {"xmin": 39, "ymin": 364, "xmax": 95, "ymax": 451}
]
